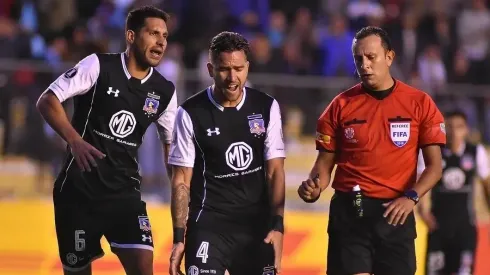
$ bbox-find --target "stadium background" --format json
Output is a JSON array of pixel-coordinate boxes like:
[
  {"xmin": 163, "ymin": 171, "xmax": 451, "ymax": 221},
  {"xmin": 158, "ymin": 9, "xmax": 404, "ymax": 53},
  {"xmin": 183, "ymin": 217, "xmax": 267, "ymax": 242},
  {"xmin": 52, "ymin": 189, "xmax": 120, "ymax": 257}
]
[{"xmin": 0, "ymin": 0, "xmax": 490, "ymax": 274}]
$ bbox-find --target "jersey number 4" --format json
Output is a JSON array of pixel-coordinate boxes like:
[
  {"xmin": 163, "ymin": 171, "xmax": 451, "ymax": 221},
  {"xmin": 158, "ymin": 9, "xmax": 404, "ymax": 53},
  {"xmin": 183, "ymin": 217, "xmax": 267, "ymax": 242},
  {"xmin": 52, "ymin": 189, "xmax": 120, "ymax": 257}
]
[{"xmin": 196, "ymin": 241, "xmax": 209, "ymax": 263}]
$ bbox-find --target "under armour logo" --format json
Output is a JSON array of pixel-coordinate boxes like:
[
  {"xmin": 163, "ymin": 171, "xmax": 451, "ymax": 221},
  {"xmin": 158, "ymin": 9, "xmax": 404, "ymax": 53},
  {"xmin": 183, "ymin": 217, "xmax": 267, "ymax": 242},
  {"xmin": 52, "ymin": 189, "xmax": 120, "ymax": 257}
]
[
  {"xmin": 142, "ymin": 234, "xmax": 152, "ymax": 243},
  {"xmin": 107, "ymin": 87, "xmax": 120, "ymax": 97},
  {"xmin": 207, "ymin": 127, "xmax": 220, "ymax": 136}
]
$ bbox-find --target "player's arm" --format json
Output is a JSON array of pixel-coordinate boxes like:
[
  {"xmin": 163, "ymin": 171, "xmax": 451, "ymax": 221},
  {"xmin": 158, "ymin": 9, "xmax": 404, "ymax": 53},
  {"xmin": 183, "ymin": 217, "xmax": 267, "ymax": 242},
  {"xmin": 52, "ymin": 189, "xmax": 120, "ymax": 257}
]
[
  {"xmin": 264, "ymin": 100, "xmax": 287, "ymax": 221},
  {"xmin": 156, "ymin": 89, "xmax": 178, "ymax": 180},
  {"xmin": 476, "ymin": 144, "xmax": 490, "ymax": 211},
  {"xmin": 415, "ymin": 95, "xmax": 446, "ymax": 198},
  {"xmin": 36, "ymin": 54, "xmax": 105, "ymax": 171},
  {"xmin": 168, "ymin": 107, "xmax": 195, "ymax": 244}
]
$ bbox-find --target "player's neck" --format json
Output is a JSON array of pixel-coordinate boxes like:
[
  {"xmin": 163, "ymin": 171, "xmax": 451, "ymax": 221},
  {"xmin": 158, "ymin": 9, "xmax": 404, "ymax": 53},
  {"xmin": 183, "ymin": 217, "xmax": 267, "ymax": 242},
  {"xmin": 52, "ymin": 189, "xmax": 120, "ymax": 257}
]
[
  {"xmin": 212, "ymin": 86, "xmax": 244, "ymax": 108},
  {"xmin": 449, "ymin": 140, "xmax": 464, "ymax": 154},
  {"xmin": 365, "ymin": 76, "xmax": 395, "ymax": 91},
  {"xmin": 124, "ymin": 50, "xmax": 150, "ymax": 80}
]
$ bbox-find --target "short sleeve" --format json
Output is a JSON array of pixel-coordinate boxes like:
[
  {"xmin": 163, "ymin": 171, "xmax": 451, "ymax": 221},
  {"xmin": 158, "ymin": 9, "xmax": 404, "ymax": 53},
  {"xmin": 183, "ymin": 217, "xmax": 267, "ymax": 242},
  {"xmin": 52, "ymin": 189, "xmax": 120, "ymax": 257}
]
[
  {"xmin": 156, "ymin": 90, "xmax": 178, "ymax": 144},
  {"xmin": 418, "ymin": 95, "xmax": 446, "ymax": 147},
  {"xmin": 168, "ymin": 107, "xmax": 195, "ymax": 168},
  {"xmin": 46, "ymin": 54, "xmax": 100, "ymax": 102},
  {"xmin": 316, "ymin": 98, "xmax": 340, "ymax": 152},
  {"xmin": 264, "ymin": 99, "xmax": 286, "ymax": 160},
  {"xmin": 476, "ymin": 144, "xmax": 490, "ymax": 179}
]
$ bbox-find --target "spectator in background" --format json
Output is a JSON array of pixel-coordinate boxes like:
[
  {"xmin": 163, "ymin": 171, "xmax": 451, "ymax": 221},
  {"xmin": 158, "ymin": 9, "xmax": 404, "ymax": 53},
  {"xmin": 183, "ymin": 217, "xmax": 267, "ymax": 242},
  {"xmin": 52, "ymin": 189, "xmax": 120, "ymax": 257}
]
[
  {"xmin": 347, "ymin": 0, "xmax": 385, "ymax": 30},
  {"xmin": 457, "ymin": 0, "xmax": 490, "ymax": 84},
  {"xmin": 417, "ymin": 44, "xmax": 447, "ymax": 96},
  {"xmin": 321, "ymin": 14, "xmax": 355, "ymax": 77},
  {"xmin": 268, "ymin": 10, "xmax": 287, "ymax": 49},
  {"xmin": 249, "ymin": 33, "xmax": 286, "ymax": 73}
]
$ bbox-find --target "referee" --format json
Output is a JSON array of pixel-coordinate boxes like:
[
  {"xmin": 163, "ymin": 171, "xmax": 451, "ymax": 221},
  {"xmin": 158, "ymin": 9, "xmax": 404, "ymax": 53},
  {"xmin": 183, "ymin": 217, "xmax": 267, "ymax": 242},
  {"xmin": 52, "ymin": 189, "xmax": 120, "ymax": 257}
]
[{"xmin": 297, "ymin": 26, "xmax": 446, "ymax": 275}]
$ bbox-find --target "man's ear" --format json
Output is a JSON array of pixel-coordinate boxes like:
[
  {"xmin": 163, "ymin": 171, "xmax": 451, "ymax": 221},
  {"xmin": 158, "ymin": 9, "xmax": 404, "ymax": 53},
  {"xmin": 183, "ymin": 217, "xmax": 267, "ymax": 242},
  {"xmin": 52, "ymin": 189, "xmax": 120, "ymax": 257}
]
[{"xmin": 126, "ymin": 30, "xmax": 135, "ymax": 45}]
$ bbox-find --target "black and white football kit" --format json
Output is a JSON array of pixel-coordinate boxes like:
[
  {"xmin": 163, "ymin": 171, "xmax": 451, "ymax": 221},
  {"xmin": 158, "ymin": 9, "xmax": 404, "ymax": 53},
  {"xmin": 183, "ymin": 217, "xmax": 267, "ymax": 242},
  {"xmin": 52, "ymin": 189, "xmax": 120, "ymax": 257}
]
[
  {"xmin": 168, "ymin": 87, "xmax": 285, "ymax": 275},
  {"xmin": 45, "ymin": 53, "xmax": 177, "ymax": 271},
  {"xmin": 418, "ymin": 143, "xmax": 489, "ymax": 274}
]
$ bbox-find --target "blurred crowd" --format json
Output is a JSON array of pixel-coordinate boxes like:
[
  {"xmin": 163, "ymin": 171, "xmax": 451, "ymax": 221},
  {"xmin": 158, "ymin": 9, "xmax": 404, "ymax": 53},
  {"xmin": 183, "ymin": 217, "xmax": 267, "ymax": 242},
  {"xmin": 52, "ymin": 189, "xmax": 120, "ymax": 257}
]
[{"xmin": 2, "ymin": 0, "xmax": 490, "ymax": 199}]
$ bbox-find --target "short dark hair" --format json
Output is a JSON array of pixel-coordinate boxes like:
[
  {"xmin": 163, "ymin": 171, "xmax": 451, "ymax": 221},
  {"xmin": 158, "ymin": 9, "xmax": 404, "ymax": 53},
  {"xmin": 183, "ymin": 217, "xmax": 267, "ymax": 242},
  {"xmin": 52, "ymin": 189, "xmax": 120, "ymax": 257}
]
[
  {"xmin": 354, "ymin": 26, "xmax": 393, "ymax": 52},
  {"xmin": 445, "ymin": 110, "xmax": 467, "ymax": 122},
  {"xmin": 209, "ymin": 32, "xmax": 250, "ymax": 62},
  {"xmin": 126, "ymin": 6, "xmax": 169, "ymax": 33}
]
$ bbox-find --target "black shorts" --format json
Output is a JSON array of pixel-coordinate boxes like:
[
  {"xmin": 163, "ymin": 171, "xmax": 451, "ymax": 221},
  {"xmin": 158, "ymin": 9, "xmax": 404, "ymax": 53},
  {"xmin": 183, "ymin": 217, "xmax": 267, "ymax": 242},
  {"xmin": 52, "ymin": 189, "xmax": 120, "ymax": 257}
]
[
  {"xmin": 426, "ymin": 223, "xmax": 477, "ymax": 274},
  {"xmin": 184, "ymin": 227, "xmax": 275, "ymax": 275},
  {"xmin": 327, "ymin": 192, "xmax": 417, "ymax": 275},
  {"xmin": 54, "ymin": 199, "xmax": 153, "ymax": 272}
]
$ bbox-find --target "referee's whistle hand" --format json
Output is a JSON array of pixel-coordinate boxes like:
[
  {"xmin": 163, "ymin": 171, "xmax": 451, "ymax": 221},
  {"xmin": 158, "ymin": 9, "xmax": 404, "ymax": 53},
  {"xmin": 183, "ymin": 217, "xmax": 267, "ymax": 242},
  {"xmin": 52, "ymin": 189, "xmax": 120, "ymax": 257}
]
[
  {"xmin": 169, "ymin": 242, "xmax": 185, "ymax": 275},
  {"xmin": 298, "ymin": 177, "xmax": 321, "ymax": 203}
]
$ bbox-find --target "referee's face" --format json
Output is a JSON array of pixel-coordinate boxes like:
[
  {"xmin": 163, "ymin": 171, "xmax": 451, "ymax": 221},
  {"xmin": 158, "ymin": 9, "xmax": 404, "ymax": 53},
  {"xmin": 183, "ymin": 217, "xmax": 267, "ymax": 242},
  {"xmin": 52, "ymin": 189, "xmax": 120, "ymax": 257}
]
[
  {"xmin": 352, "ymin": 35, "xmax": 394, "ymax": 90},
  {"xmin": 129, "ymin": 17, "xmax": 168, "ymax": 67},
  {"xmin": 208, "ymin": 50, "xmax": 249, "ymax": 102}
]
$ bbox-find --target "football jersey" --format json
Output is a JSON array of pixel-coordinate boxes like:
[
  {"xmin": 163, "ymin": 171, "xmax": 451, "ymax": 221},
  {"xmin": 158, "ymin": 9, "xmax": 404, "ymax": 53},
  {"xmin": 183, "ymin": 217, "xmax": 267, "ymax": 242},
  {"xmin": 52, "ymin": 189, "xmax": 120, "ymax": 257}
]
[
  {"xmin": 46, "ymin": 53, "xmax": 177, "ymax": 201},
  {"xmin": 168, "ymin": 87, "xmax": 285, "ymax": 232},
  {"xmin": 418, "ymin": 143, "xmax": 490, "ymax": 225},
  {"xmin": 316, "ymin": 80, "xmax": 446, "ymax": 199}
]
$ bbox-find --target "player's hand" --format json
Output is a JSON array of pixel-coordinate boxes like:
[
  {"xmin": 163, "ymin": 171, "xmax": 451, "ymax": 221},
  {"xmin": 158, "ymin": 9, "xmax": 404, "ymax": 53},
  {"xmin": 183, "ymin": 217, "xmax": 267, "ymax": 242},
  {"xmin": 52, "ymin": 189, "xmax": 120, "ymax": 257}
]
[
  {"xmin": 382, "ymin": 197, "xmax": 416, "ymax": 226},
  {"xmin": 264, "ymin": 230, "xmax": 284, "ymax": 274},
  {"xmin": 420, "ymin": 211, "xmax": 438, "ymax": 232},
  {"xmin": 297, "ymin": 176, "xmax": 321, "ymax": 203},
  {"xmin": 68, "ymin": 136, "xmax": 105, "ymax": 172},
  {"xmin": 169, "ymin": 242, "xmax": 185, "ymax": 275}
]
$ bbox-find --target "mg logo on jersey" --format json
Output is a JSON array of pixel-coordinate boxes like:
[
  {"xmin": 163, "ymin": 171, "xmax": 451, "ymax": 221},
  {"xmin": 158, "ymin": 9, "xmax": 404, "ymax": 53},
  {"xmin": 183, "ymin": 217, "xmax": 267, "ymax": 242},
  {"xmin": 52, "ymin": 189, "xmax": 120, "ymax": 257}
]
[
  {"xmin": 109, "ymin": 110, "xmax": 136, "ymax": 138},
  {"xmin": 225, "ymin": 142, "xmax": 253, "ymax": 171},
  {"xmin": 390, "ymin": 122, "xmax": 410, "ymax": 147}
]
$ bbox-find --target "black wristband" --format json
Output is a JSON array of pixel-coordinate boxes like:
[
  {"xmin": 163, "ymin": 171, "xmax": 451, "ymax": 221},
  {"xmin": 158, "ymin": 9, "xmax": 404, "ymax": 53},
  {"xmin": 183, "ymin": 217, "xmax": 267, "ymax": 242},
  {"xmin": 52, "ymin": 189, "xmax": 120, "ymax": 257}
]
[
  {"xmin": 173, "ymin": 227, "xmax": 185, "ymax": 244},
  {"xmin": 271, "ymin": 215, "xmax": 284, "ymax": 234}
]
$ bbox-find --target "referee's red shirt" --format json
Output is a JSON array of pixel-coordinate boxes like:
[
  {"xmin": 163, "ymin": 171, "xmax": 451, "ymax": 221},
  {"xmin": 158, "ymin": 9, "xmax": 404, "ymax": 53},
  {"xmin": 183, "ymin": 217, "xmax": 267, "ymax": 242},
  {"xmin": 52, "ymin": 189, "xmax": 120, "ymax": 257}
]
[{"xmin": 316, "ymin": 80, "xmax": 446, "ymax": 199}]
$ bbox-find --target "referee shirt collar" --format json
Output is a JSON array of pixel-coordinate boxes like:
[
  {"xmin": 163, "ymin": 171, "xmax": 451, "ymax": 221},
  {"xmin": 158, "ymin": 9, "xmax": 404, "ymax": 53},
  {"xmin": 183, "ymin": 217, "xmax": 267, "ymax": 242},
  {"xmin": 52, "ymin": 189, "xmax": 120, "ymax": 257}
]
[{"xmin": 207, "ymin": 86, "xmax": 247, "ymax": 111}]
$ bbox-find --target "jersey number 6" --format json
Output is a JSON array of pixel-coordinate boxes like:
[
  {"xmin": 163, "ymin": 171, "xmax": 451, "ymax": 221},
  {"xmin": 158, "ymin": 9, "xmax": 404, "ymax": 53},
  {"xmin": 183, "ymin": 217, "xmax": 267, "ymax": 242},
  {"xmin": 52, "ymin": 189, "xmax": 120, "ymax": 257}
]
[
  {"xmin": 196, "ymin": 241, "xmax": 209, "ymax": 263},
  {"xmin": 75, "ymin": 230, "xmax": 86, "ymax": 252}
]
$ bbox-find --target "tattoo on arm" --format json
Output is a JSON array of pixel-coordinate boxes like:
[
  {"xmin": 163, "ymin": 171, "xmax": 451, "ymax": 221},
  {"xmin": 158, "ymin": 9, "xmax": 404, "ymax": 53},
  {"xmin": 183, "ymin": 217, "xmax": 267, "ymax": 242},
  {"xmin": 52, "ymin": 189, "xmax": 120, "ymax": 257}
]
[{"xmin": 171, "ymin": 183, "xmax": 190, "ymax": 228}]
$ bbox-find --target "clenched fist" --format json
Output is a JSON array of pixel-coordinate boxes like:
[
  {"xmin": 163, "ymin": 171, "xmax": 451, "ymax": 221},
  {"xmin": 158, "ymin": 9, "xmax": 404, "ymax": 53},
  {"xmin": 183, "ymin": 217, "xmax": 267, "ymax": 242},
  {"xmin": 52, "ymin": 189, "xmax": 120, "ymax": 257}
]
[{"xmin": 298, "ymin": 176, "xmax": 321, "ymax": 203}]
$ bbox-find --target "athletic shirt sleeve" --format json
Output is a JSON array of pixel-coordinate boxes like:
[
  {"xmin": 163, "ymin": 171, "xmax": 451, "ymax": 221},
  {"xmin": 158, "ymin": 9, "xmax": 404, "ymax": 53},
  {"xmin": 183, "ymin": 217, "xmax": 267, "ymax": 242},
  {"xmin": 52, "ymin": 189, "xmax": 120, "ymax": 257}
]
[
  {"xmin": 419, "ymin": 94, "xmax": 446, "ymax": 147},
  {"xmin": 316, "ymin": 96, "xmax": 340, "ymax": 152},
  {"xmin": 476, "ymin": 144, "xmax": 490, "ymax": 179},
  {"xmin": 156, "ymin": 90, "xmax": 178, "ymax": 144},
  {"xmin": 264, "ymin": 99, "xmax": 286, "ymax": 160},
  {"xmin": 168, "ymin": 107, "xmax": 195, "ymax": 167},
  {"xmin": 45, "ymin": 54, "xmax": 100, "ymax": 103}
]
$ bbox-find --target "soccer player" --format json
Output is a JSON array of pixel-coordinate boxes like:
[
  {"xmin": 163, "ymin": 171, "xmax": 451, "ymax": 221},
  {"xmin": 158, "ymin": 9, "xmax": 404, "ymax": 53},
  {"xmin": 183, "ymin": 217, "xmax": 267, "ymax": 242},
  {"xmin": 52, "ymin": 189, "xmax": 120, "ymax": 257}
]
[
  {"xmin": 167, "ymin": 32, "xmax": 286, "ymax": 275},
  {"xmin": 417, "ymin": 110, "xmax": 490, "ymax": 275},
  {"xmin": 297, "ymin": 26, "xmax": 446, "ymax": 275},
  {"xmin": 36, "ymin": 6, "xmax": 176, "ymax": 275}
]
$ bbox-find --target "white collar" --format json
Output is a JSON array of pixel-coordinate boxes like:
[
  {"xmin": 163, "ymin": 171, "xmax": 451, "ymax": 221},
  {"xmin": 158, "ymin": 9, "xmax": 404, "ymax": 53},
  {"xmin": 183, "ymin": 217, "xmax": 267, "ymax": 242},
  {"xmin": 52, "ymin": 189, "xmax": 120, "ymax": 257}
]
[
  {"xmin": 120, "ymin": 53, "xmax": 153, "ymax": 84},
  {"xmin": 206, "ymin": 86, "xmax": 246, "ymax": 111}
]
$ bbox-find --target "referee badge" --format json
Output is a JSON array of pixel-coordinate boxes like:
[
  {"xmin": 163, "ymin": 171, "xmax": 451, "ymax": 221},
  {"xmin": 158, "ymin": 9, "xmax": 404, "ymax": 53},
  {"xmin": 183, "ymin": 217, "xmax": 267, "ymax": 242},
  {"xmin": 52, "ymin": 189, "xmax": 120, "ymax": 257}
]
[{"xmin": 390, "ymin": 122, "xmax": 410, "ymax": 147}]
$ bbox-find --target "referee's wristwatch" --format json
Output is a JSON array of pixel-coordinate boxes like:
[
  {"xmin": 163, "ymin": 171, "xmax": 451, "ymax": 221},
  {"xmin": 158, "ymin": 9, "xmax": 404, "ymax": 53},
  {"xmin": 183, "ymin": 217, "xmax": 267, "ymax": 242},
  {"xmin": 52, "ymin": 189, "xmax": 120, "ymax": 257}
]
[{"xmin": 404, "ymin": 189, "xmax": 419, "ymax": 204}]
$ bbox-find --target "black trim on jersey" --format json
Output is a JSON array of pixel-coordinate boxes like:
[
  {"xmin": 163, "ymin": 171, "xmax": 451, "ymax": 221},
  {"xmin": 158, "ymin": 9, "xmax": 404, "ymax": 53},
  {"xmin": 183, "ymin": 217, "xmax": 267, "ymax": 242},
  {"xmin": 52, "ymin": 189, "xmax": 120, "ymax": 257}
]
[
  {"xmin": 420, "ymin": 143, "xmax": 446, "ymax": 148},
  {"xmin": 388, "ymin": 116, "xmax": 412, "ymax": 122}
]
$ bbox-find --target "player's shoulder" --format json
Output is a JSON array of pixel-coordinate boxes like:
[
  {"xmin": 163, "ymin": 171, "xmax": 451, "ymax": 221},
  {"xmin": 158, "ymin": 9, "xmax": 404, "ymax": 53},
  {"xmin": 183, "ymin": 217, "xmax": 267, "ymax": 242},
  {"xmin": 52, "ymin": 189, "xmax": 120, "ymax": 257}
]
[
  {"xmin": 244, "ymin": 86, "xmax": 275, "ymax": 106},
  {"xmin": 181, "ymin": 88, "xmax": 209, "ymax": 110},
  {"xmin": 148, "ymin": 68, "xmax": 176, "ymax": 96},
  {"xmin": 94, "ymin": 52, "xmax": 121, "ymax": 64}
]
